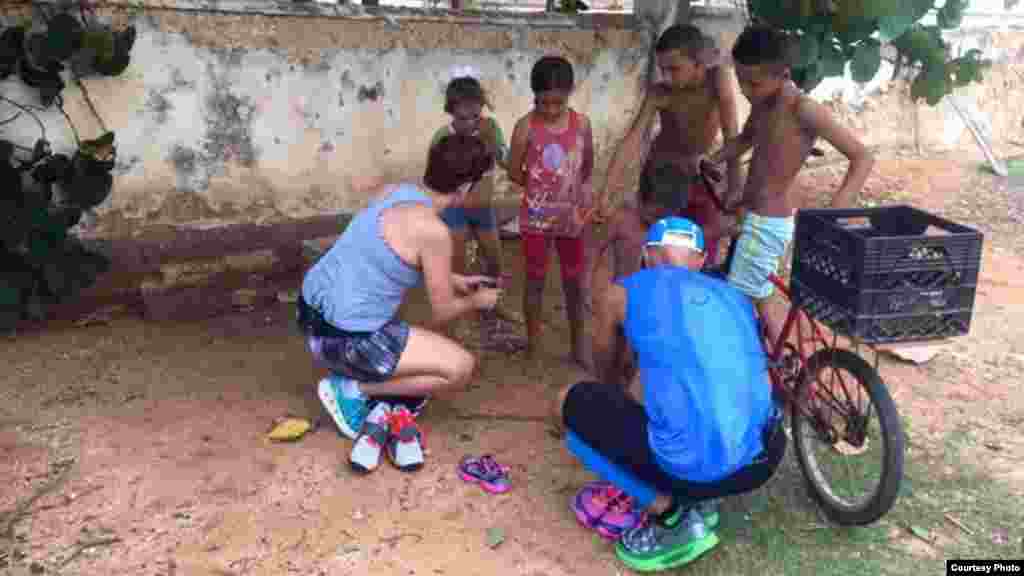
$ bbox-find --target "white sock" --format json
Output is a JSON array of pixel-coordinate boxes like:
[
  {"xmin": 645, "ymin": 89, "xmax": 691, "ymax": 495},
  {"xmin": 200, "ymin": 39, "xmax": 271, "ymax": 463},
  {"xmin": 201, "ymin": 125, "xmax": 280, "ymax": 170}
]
[{"xmin": 340, "ymin": 377, "xmax": 365, "ymax": 400}]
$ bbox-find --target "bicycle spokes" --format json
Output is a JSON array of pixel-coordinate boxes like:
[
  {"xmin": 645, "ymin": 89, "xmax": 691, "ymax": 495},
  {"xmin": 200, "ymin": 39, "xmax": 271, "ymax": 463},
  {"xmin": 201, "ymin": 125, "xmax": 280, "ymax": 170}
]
[{"xmin": 797, "ymin": 351, "xmax": 889, "ymax": 512}]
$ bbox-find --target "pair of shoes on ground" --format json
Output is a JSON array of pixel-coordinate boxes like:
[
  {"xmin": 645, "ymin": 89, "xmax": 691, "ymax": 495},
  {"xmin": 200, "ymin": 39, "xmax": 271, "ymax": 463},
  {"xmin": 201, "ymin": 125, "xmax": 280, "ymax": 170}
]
[
  {"xmin": 572, "ymin": 480, "xmax": 721, "ymax": 572},
  {"xmin": 318, "ymin": 376, "xmax": 425, "ymax": 473},
  {"xmin": 458, "ymin": 454, "xmax": 511, "ymax": 494}
]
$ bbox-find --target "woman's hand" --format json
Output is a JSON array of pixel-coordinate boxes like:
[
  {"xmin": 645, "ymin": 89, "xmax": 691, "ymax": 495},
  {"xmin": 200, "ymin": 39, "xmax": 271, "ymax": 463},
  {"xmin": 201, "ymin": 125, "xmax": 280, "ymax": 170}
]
[
  {"xmin": 470, "ymin": 287, "xmax": 502, "ymax": 311},
  {"xmin": 453, "ymin": 274, "xmax": 499, "ymax": 296}
]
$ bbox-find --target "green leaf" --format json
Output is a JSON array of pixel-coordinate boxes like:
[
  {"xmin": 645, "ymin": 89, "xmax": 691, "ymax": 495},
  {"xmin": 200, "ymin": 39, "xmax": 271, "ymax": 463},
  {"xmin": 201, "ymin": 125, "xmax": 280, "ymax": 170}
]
[
  {"xmin": 937, "ymin": 0, "xmax": 967, "ymax": 29},
  {"xmin": 908, "ymin": 524, "xmax": 933, "ymax": 541},
  {"xmin": 897, "ymin": 25, "xmax": 943, "ymax": 65},
  {"xmin": 911, "ymin": 64, "xmax": 950, "ymax": 106},
  {"xmin": 796, "ymin": 33, "xmax": 822, "ymax": 68},
  {"xmin": 860, "ymin": 0, "xmax": 890, "ymax": 19},
  {"xmin": 748, "ymin": 0, "xmax": 790, "ymax": 28},
  {"xmin": 486, "ymin": 527, "xmax": 505, "ymax": 549},
  {"xmin": 834, "ymin": 15, "xmax": 878, "ymax": 44},
  {"xmin": 851, "ymin": 40, "xmax": 882, "ymax": 83},
  {"xmin": 795, "ymin": 59, "xmax": 825, "ymax": 92},
  {"xmin": 910, "ymin": 0, "xmax": 938, "ymax": 21},
  {"xmin": 950, "ymin": 49, "xmax": 991, "ymax": 87},
  {"xmin": 822, "ymin": 41, "xmax": 847, "ymax": 77},
  {"xmin": 878, "ymin": 13, "xmax": 916, "ymax": 42}
]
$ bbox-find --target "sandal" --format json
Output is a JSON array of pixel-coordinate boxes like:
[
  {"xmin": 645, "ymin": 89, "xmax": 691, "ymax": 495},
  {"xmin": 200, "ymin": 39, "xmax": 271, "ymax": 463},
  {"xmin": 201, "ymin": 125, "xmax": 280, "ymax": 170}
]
[
  {"xmin": 458, "ymin": 454, "xmax": 511, "ymax": 494},
  {"xmin": 478, "ymin": 312, "xmax": 528, "ymax": 354}
]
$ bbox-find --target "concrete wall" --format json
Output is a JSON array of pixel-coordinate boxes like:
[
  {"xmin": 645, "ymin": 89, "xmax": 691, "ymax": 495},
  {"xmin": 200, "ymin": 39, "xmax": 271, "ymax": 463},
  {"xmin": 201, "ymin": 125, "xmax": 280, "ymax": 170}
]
[{"xmin": 1, "ymin": 1, "xmax": 1022, "ymax": 239}]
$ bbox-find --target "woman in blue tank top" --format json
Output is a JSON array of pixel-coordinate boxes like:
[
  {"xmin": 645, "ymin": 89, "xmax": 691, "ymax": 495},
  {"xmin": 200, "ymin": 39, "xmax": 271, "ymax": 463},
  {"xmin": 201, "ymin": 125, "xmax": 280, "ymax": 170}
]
[{"xmin": 298, "ymin": 134, "xmax": 503, "ymax": 474}]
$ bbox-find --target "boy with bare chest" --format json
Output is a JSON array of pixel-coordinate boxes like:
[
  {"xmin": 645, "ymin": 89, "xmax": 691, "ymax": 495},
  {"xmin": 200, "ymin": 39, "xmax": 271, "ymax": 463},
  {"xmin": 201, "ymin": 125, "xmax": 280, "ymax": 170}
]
[
  {"xmin": 710, "ymin": 25, "xmax": 875, "ymax": 344},
  {"xmin": 600, "ymin": 25, "xmax": 742, "ymax": 279}
]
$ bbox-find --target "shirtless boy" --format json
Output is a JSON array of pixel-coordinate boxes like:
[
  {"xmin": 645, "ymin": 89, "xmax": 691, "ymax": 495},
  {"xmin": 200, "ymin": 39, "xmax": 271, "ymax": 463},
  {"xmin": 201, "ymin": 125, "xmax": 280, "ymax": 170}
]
[
  {"xmin": 709, "ymin": 25, "xmax": 874, "ymax": 344},
  {"xmin": 599, "ymin": 24, "xmax": 742, "ymax": 279}
]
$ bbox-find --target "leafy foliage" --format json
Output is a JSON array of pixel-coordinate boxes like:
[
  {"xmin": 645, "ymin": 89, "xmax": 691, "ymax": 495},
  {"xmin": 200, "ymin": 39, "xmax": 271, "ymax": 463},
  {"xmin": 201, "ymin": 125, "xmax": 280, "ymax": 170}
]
[
  {"xmin": 746, "ymin": 0, "xmax": 991, "ymax": 104},
  {"xmin": 0, "ymin": 8, "xmax": 134, "ymax": 333}
]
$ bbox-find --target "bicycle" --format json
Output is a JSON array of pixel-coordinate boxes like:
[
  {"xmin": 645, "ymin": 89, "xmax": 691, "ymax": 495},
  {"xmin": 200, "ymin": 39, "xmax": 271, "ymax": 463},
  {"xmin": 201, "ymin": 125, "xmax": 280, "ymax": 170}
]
[
  {"xmin": 684, "ymin": 159, "xmax": 904, "ymax": 526},
  {"xmin": 590, "ymin": 155, "xmax": 981, "ymax": 526}
]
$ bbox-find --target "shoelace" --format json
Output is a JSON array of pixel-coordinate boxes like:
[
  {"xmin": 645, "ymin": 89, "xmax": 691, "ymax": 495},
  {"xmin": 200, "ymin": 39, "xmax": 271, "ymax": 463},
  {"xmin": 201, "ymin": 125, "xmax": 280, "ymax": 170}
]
[
  {"xmin": 386, "ymin": 408, "xmax": 422, "ymax": 445},
  {"xmin": 593, "ymin": 485, "xmax": 633, "ymax": 514}
]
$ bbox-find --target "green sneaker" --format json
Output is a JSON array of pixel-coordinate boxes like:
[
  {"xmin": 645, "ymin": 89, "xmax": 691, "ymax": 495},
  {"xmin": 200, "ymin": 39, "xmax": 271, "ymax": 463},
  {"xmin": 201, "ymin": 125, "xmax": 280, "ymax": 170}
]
[
  {"xmin": 615, "ymin": 508, "xmax": 720, "ymax": 572},
  {"xmin": 695, "ymin": 498, "xmax": 720, "ymax": 530}
]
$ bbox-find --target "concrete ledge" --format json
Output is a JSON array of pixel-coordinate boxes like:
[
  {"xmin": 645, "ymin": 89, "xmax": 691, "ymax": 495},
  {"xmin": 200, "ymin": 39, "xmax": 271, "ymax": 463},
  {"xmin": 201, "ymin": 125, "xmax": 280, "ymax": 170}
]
[
  {"xmin": 12, "ymin": 213, "xmax": 352, "ymax": 331},
  {"xmin": 83, "ymin": 213, "xmax": 352, "ymax": 275}
]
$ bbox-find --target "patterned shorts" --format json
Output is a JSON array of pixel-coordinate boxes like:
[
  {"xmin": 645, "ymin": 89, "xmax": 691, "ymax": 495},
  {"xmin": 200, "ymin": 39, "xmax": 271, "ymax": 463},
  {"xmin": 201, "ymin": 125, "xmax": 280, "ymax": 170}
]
[
  {"xmin": 297, "ymin": 296, "xmax": 410, "ymax": 383},
  {"xmin": 306, "ymin": 319, "xmax": 410, "ymax": 383},
  {"xmin": 727, "ymin": 213, "xmax": 795, "ymax": 300}
]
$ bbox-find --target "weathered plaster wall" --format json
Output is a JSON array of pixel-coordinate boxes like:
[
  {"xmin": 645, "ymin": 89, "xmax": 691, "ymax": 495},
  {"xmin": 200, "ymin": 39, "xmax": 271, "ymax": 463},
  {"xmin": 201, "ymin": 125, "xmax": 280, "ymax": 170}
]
[
  {"xmin": 0, "ymin": 2, "xmax": 652, "ymax": 236},
  {"xmin": 1, "ymin": 2, "xmax": 1021, "ymax": 239}
]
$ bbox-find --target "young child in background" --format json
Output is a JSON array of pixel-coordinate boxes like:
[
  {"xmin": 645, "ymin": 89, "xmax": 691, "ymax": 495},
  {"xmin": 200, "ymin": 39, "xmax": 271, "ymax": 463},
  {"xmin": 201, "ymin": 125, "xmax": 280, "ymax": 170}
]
[
  {"xmin": 432, "ymin": 74, "xmax": 518, "ymax": 350},
  {"xmin": 709, "ymin": 25, "xmax": 874, "ymax": 346},
  {"xmin": 507, "ymin": 55, "xmax": 595, "ymax": 369}
]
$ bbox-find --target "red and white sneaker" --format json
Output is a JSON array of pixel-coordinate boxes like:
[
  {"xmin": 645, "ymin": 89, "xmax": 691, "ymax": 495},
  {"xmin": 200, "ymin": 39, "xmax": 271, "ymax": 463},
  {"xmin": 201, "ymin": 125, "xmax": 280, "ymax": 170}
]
[
  {"xmin": 350, "ymin": 402, "xmax": 391, "ymax": 473},
  {"xmin": 386, "ymin": 405, "xmax": 424, "ymax": 472}
]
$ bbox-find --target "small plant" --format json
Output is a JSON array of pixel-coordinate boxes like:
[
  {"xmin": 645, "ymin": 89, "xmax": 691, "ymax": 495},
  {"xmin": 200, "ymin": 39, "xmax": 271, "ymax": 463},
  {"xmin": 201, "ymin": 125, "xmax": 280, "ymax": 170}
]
[
  {"xmin": 0, "ymin": 6, "xmax": 134, "ymax": 333},
  {"xmin": 0, "ymin": 132, "xmax": 119, "ymax": 332},
  {"xmin": 746, "ymin": 0, "xmax": 991, "ymax": 105}
]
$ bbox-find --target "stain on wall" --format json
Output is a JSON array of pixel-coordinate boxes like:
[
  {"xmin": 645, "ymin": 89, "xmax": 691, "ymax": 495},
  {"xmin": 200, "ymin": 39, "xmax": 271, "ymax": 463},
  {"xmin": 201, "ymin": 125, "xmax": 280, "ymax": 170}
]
[
  {"xmin": 0, "ymin": 3, "xmax": 1021, "ymax": 237},
  {"xmin": 357, "ymin": 82, "xmax": 385, "ymax": 103}
]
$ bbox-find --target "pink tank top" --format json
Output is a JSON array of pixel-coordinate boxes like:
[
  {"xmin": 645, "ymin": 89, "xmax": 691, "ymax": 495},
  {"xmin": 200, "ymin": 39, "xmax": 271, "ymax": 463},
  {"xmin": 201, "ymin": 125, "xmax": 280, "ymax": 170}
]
[{"xmin": 520, "ymin": 109, "xmax": 589, "ymax": 238}]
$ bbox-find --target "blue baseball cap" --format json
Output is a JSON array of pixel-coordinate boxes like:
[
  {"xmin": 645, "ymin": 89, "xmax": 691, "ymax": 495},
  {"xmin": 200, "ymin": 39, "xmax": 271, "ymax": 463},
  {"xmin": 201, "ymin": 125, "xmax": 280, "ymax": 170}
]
[{"xmin": 644, "ymin": 217, "xmax": 705, "ymax": 254}]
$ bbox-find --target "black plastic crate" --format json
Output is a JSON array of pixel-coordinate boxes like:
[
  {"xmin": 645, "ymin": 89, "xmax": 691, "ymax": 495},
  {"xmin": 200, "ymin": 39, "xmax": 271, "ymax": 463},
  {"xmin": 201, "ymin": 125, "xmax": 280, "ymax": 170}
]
[{"xmin": 791, "ymin": 205, "xmax": 983, "ymax": 344}]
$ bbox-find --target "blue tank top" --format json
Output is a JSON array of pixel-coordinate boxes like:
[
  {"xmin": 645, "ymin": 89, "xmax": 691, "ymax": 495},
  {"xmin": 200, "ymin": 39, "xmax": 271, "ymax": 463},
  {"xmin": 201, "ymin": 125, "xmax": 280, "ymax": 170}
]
[
  {"xmin": 301, "ymin": 183, "xmax": 432, "ymax": 332},
  {"xmin": 619, "ymin": 267, "xmax": 774, "ymax": 483}
]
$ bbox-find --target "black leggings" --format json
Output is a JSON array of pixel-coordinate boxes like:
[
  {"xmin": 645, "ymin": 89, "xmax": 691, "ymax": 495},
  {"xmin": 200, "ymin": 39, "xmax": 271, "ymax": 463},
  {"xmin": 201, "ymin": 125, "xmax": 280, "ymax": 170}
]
[{"xmin": 563, "ymin": 381, "xmax": 786, "ymax": 504}]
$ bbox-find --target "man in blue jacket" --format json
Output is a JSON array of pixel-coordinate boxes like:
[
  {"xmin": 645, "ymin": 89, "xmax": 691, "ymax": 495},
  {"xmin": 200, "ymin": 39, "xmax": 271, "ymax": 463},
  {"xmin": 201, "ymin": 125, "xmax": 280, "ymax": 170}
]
[{"xmin": 555, "ymin": 217, "xmax": 786, "ymax": 572}]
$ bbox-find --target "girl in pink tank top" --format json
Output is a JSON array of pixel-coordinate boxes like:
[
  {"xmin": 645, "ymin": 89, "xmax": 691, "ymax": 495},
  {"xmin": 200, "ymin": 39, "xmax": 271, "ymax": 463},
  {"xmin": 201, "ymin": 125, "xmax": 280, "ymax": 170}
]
[
  {"xmin": 508, "ymin": 55, "xmax": 595, "ymax": 369},
  {"xmin": 521, "ymin": 108, "xmax": 590, "ymax": 237}
]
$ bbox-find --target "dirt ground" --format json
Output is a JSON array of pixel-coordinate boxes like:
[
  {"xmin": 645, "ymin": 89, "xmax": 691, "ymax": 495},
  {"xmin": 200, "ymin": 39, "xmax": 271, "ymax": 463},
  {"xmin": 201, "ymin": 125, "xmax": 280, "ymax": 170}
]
[{"xmin": 2, "ymin": 149, "xmax": 1023, "ymax": 575}]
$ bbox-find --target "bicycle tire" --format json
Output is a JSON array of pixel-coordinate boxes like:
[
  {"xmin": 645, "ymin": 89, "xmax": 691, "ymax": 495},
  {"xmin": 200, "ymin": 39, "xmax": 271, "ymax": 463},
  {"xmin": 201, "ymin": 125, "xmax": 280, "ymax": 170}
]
[{"xmin": 791, "ymin": 348, "xmax": 905, "ymax": 526}]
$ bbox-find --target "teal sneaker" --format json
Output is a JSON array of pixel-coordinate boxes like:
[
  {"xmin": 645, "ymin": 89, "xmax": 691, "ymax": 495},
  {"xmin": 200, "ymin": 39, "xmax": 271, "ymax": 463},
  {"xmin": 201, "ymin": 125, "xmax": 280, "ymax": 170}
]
[
  {"xmin": 615, "ymin": 507, "xmax": 720, "ymax": 572},
  {"xmin": 695, "ymin": 498, "xmax": 720, "ymax": 530},
  {"xmin": 318, "ymin": 375, "xmax": 368, "ymax": 440}
]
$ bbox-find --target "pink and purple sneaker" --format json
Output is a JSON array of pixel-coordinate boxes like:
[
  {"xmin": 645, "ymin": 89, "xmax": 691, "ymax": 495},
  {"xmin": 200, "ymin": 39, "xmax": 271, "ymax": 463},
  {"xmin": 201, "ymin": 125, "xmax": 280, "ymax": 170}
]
[
  {"xmin": 571, "ymin": 481, "xmax": 645, "ymax": 540},
  {"xmin": 458, "ymin": 455, "xmax": 511, "ymax": 494}
]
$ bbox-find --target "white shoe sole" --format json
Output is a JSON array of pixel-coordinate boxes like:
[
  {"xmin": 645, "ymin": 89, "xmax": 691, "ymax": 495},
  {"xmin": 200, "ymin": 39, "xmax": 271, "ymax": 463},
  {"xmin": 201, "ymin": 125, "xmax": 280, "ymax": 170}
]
[
  {"xmin": 389, "ymin": 440, "xmax": 425, "ymax": 472},
  {"xmin": 350, "ymin": 439, "xmax": 382, "ymax": 473},
  {"xmin": 318, "ymin": 378, "xmax": 360, "ymax": 440}
]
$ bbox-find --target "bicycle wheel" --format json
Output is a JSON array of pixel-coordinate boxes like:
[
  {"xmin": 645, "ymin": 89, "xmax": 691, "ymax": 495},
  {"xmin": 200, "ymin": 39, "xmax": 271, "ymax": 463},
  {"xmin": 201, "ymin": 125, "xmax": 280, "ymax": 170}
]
[{"xmin": 791, "ymin": 348, "xmax": 905, "ymax": 526}]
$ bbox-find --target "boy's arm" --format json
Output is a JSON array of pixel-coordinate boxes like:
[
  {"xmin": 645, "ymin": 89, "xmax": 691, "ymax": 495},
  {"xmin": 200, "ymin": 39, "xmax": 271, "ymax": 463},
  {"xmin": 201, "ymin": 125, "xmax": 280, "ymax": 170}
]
[
  {"xmin": 710, "ymin": 109, "xmax": 755, "ymax": 166},
  {"xmin": 713, "ymin": 66, "xmax": 743, "ymax": 206},
  {"xmin": 796, "ymin": 98, "xmax": 874, "ymax": 208},
  {"xmin": 507, "ymin": 115, "xmax": 530, "ymax": 187},
  {"xmin": 581, "ymin": 114, "xmax": 595, "ymax": 186},
  {"xmin": 600, "ymin": 84, "xmax": 666, "ymax": 209}
]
